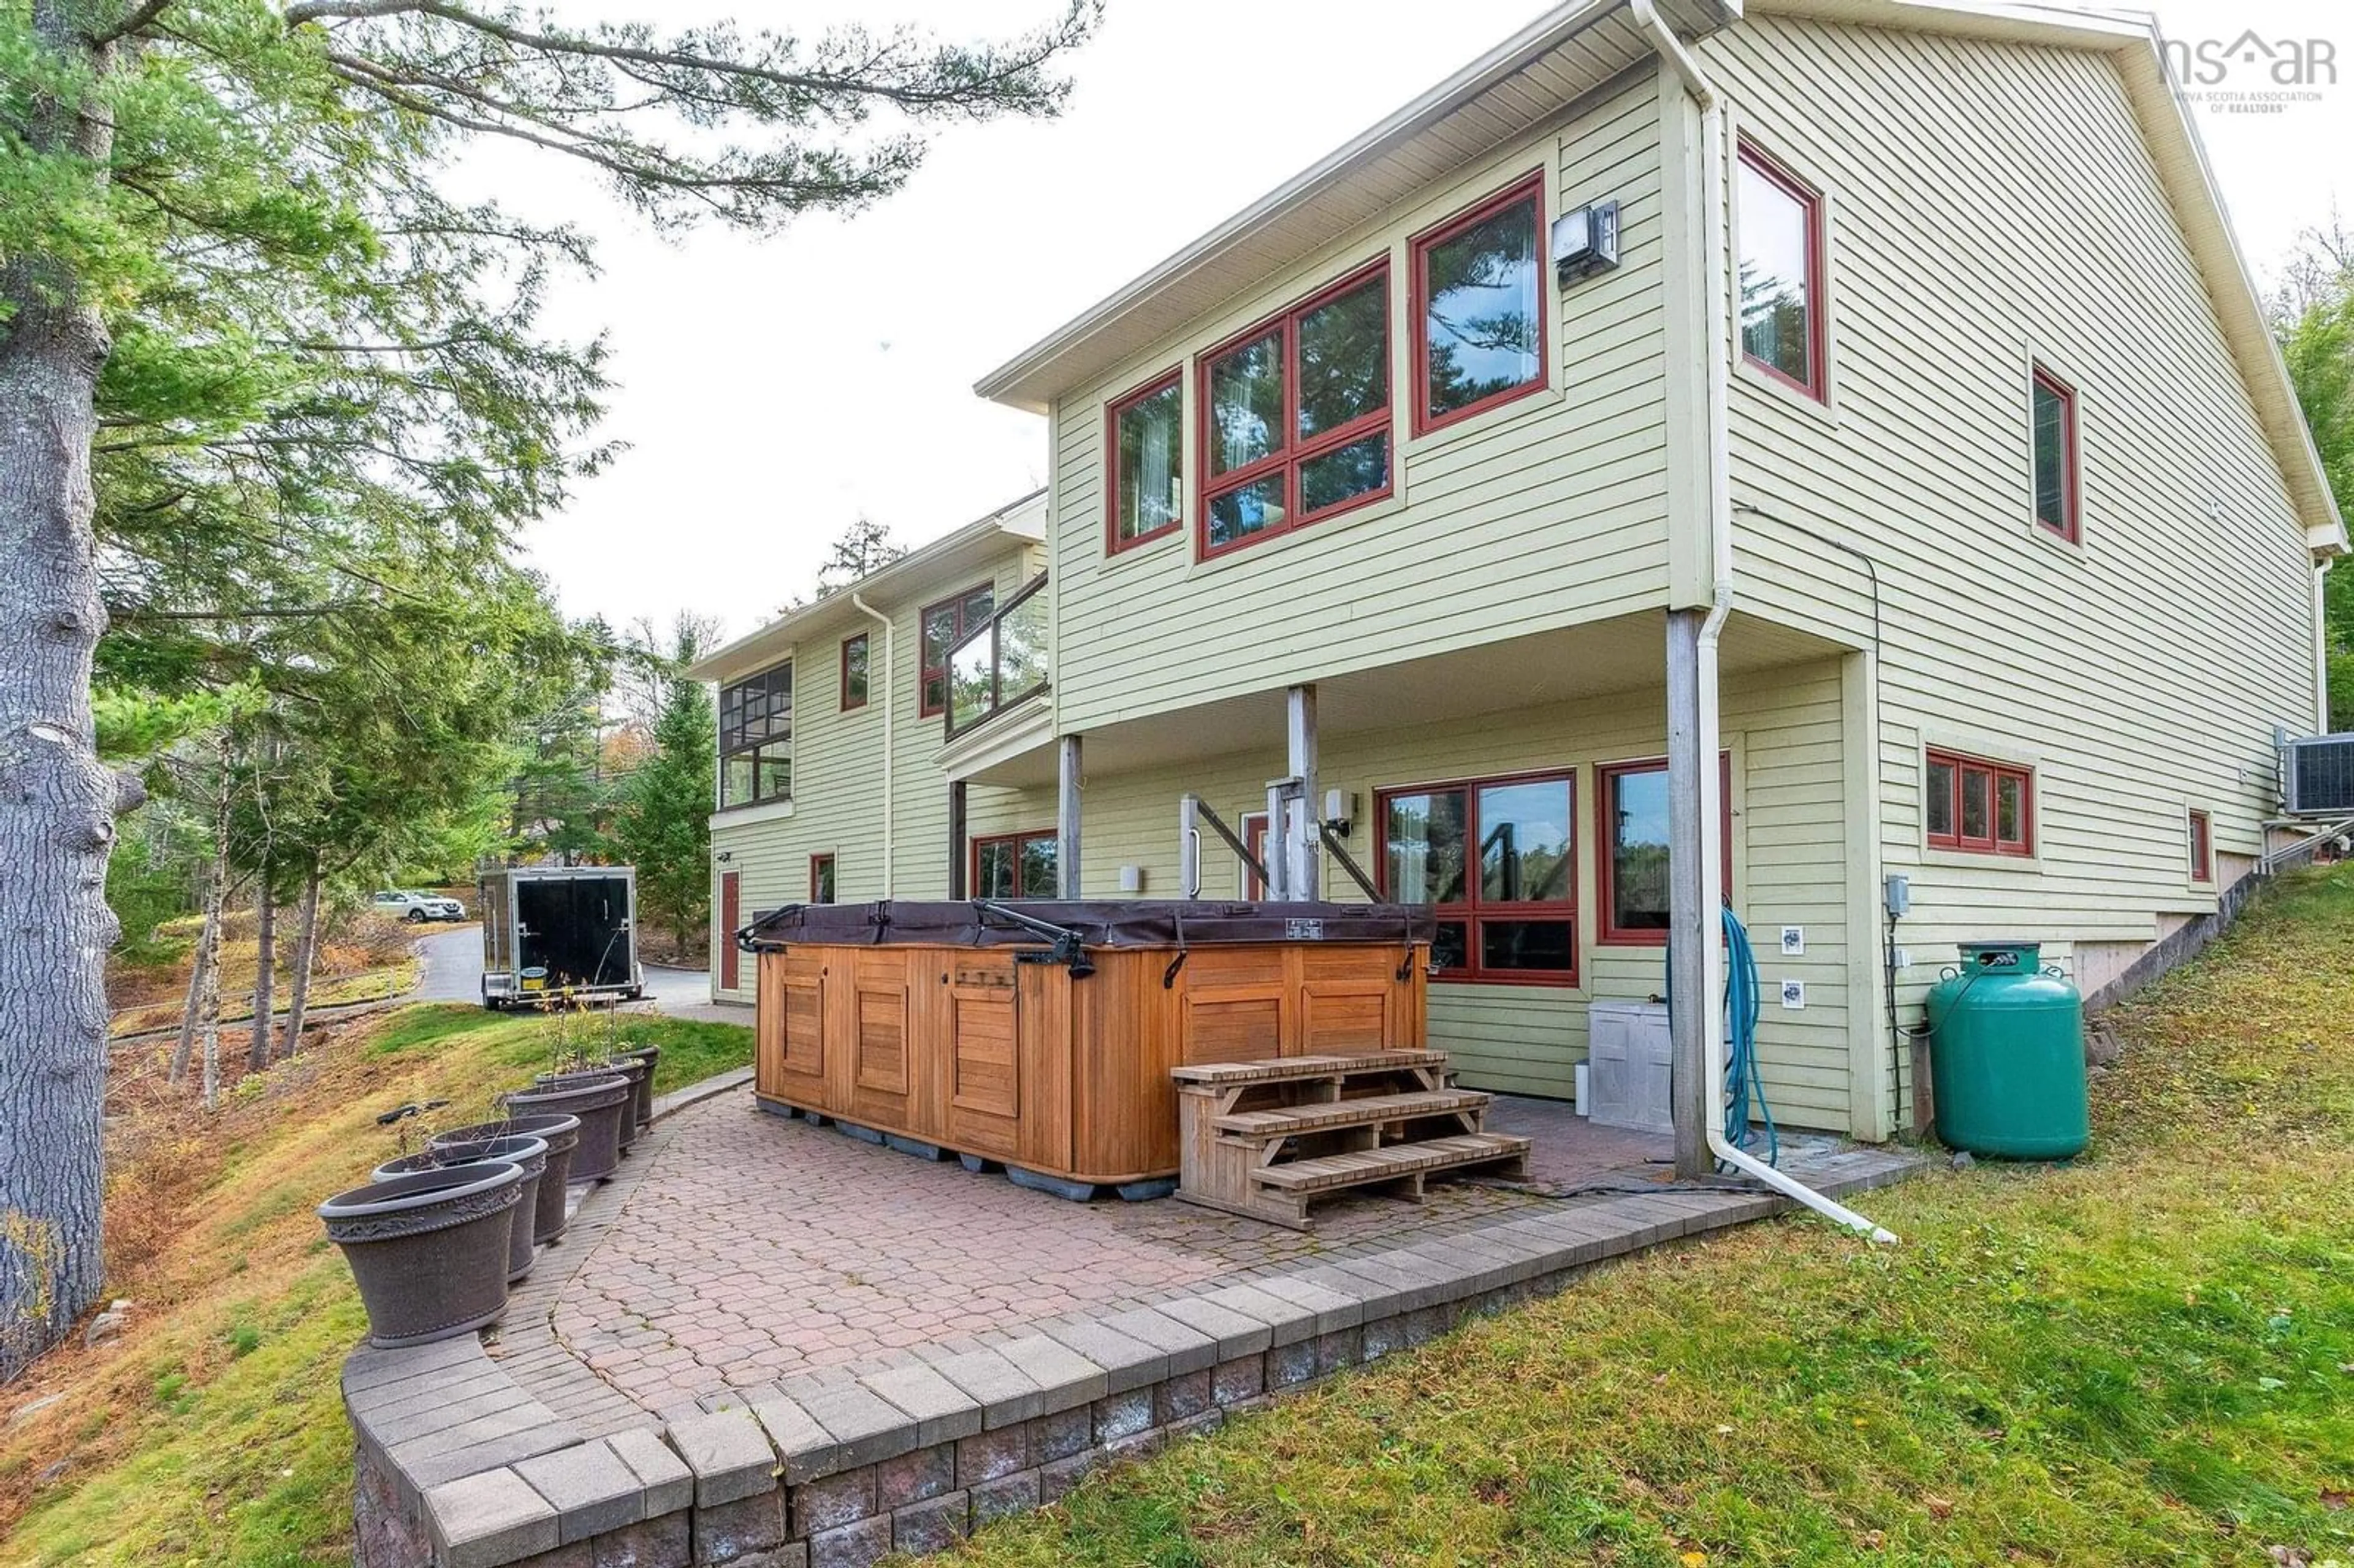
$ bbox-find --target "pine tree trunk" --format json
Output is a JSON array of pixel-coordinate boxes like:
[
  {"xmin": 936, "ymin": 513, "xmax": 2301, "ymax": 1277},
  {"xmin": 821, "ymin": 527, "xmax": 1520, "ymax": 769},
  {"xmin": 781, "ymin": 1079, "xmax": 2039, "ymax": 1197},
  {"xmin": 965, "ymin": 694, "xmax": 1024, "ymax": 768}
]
[
  {"xmin": 168, "ymin": 888, "xmax": 214, "ymax": 1085},
  {"xmin": 248, "ymin": 875, "xmax": 276, "ymax": 1073},
  {"xmin": 0, "ymin": 6, "xmax": 125, "ymax": 1381},
  {"xmin": 280, "ymin": 863, "xmax": 321, "ymax": 1057}
]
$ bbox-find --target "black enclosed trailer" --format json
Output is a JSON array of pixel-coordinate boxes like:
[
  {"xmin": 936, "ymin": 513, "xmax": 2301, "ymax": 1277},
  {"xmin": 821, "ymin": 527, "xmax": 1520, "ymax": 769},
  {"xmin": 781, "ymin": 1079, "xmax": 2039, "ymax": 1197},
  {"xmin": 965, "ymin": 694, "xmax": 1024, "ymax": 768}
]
[{"xmin": 478, "ymin": 866, "xmax": 643, "ymax": 1008}]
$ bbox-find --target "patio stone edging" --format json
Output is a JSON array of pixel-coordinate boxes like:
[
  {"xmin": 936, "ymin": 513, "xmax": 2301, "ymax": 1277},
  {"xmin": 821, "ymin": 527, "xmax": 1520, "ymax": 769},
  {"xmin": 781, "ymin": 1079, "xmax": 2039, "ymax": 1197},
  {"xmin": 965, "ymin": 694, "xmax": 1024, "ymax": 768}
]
[{"xmin": 348, "ymin": 1143, "xmax": 1915, "ymax": 1567}]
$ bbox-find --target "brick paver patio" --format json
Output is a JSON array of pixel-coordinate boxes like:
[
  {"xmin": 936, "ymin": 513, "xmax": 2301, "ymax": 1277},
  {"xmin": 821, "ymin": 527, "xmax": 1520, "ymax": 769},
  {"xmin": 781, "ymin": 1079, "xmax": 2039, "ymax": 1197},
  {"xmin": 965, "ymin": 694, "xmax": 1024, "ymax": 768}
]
[{"xmin": 524, "ymin": 1085, "xmax": 1702, "ymax": 1423}]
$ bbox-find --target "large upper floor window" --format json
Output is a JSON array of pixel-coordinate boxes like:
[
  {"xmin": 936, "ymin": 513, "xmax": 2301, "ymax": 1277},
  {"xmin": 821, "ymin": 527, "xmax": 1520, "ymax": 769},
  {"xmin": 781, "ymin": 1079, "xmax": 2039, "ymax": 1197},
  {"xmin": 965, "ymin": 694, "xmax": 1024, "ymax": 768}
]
[
  {"xmin": 1597, "ymin": 755, "xmax": 1735, "ymax": 944},
  {"xmin": 1737, "ymin": 140, "xmax": 1825, "ymax": 400},
  {"xmin": 1925, "ymin": 748, "xmax": 2033, "ymax": 856},
  {"xmin": 1377, "ymin": 770, "xmax": 1575, "ymax": 984},
  {"xmin": 2031, "ymin": 365, "xmax": 2079, "ymax": 542},
  {"xmin": 1108, "ymin": 371, "xmax": 1183, "ymax": 552},
  {"xmin": 718, "ymin": 663, "xmax": 791, "ymax": 807},
  {"xmin": 920, "ymin": 582, "xmax": 994, "ymax": 718},
  {"xmin": 1199, "ymin": 260, "xmax": 1391, "ymax": 559},
  {"xmin": 973, "ymin": 829, "xmax": 1057, "ymax": 900},
  {"xmin": 1413, "ymin": 173, "xmax": 1546, "ymax": 433}
]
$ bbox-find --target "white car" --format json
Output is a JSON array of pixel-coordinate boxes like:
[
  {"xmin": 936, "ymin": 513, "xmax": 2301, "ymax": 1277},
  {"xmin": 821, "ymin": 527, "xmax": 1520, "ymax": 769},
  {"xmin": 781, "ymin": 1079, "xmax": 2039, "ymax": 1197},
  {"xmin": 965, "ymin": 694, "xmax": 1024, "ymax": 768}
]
[{"xmin": 372, "ymin": 889, "xmax": 467, "ymax": 924}]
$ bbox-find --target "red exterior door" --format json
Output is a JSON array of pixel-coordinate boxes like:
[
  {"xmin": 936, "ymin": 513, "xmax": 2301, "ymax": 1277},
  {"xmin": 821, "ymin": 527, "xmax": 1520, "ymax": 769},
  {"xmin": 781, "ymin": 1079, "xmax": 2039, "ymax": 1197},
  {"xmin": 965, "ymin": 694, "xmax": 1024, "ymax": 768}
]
[{"xmin": 719, "ymin": 871, "xmax": 741, "ymax": 991}]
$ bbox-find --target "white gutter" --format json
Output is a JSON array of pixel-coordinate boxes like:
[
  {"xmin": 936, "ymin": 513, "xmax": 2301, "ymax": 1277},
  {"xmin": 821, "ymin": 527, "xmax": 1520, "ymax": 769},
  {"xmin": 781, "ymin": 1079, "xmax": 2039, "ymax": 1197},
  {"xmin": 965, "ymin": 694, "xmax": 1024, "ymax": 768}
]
[
  {"xmin": 850, "ymin": 593, "xmax": 896, "ymax": 897},
  {"xmin": 1632, "ymin": 0, "xmax": 1895, "ymax": 1245}
]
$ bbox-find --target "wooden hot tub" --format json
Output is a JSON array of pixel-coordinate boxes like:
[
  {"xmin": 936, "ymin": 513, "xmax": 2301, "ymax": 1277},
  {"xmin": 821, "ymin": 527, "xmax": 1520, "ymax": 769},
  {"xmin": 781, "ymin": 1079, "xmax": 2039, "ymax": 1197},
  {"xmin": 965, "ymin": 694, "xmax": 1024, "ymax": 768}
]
[{"xmin": 742, "ymin": 901, "xmax": 1433, "ymax": 1187}]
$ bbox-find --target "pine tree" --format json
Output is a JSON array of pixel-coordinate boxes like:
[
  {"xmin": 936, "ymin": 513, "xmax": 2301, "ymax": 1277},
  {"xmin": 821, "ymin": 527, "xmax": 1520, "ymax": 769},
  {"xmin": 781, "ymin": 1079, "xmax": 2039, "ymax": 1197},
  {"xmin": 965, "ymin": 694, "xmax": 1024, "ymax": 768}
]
[{"xmin": 614, "ymin": 623, "xmax": 717, "ymax": 959}]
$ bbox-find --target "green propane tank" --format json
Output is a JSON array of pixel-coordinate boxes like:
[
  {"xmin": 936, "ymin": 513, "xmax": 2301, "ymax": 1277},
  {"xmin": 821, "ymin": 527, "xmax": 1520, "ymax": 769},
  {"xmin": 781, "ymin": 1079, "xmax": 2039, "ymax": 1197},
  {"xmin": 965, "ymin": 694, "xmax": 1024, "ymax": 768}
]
[{"xmin": 1925, "ymin": 940, "xmax": 2089, "ymax": 1159}]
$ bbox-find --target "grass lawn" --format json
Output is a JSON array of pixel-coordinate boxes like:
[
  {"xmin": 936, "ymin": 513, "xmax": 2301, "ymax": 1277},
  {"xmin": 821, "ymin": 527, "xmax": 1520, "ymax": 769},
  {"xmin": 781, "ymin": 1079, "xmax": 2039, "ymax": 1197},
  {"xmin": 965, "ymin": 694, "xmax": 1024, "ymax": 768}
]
[
  {"xmin": 949, "ymin": 867, "xmax": 2354, "ymax": 1568},
  {"xmin": 0, "ymin": 1004, "xmax": 752, "ymax": 1568}
]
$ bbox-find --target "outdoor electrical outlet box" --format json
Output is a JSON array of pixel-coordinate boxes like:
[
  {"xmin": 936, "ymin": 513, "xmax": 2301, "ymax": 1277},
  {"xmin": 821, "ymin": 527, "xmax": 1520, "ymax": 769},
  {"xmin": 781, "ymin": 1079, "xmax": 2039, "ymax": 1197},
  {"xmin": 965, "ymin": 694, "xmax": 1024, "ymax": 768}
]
[
  {"xmin": 1780, "ymin": 925, "xmax": 1805, "ymax": 956},
  {"xmin": 1893, "ymin": 947, "xmax": 1913, "ymax": 970},
  {"xmin": 1780, "ymin": 980, "xmax": 1807, "ymax": 1009},
  {"xmin": 1117, "ymin": 864, "xmax": 1145, "ymax": 893},
  {"xmin": 1884, "ymin": 873, "xmax": 1911, "ymax": 918}
]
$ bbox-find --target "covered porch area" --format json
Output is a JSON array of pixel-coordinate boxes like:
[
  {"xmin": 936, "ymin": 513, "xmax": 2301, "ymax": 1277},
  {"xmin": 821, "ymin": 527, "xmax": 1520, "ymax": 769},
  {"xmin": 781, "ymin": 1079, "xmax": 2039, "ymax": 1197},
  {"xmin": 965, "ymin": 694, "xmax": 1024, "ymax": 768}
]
[{"xmin": 945, "ymin": 609, "xmax": 1897, "ymax": 1146}]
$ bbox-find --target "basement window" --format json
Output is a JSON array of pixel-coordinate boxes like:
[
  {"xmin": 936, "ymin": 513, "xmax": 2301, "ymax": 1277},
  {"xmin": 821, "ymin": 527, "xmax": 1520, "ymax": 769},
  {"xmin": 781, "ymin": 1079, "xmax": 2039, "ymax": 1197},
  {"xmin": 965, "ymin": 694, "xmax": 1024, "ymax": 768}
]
[
  {"xmin": 810, "ymin": 854, "xmax": 836, "ymax": 904},
  {"xmin": 2188, "ymin": 809, "xmax": 2213, "ymax": 885},
  {"xmin": 1200, "ymin": 259, "xmax": 1392, "ymax": 558},
  {"xmin": 1925, "ymin": 748, "xmax": 2033, "ymax": 856},
  {"xmin": 1596, "ymin": 754, "xmax": 1736, "ymax": 944},
  {"xmin": 973, "ymin": 830, "xmax": 1057, "ymax": 900},
  {"xmin": 1376, "ymin": 770, "xmax": 1575, "ymax": 984}
]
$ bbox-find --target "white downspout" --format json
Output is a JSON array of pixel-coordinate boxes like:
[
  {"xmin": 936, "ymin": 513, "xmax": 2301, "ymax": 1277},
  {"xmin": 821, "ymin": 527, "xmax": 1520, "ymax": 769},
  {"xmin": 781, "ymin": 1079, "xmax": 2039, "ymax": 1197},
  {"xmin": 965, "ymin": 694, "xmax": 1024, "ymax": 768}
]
[
  {"xmin": 1631, "ymin": 0, "xmax": 1895, "ymax": 1244},
  {"xmin": 850, "ymin": 593, "xmax": 896, "ymax": 897}
]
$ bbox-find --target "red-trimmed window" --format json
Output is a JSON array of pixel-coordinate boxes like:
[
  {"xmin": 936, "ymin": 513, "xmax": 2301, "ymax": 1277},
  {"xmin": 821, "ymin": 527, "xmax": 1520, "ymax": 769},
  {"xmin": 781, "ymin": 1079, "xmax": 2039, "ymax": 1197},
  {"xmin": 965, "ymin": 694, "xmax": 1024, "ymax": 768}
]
[
  {"xmin": 1925, "ymin": 749, "xmax": 2034, "ymax": 856},
  {"xmin": 2031, "ymin": 365, "xmax": 2079, "ymax": 541},
  {"xmin": 1198, "ymin": 259, "xmax": 1392, "ymax": 559},
  {"xmin": 973, "ymin": 829, "xmax": 1057, "ymax": 900},
  {"xmin": 918, "ymin": 582, "xmax": 994, "ymax": 718},
  {"xmin": 1376, "ymin": 770, "xmax": 1575, "ymax": 984},
  {"xmin": 1412, "ymin": 172, "xmax": 1547, "ymax": 434},
  {"xmin": 1737, "ymin": 140, "xmax": 1826, "ymax": 400},
  {"xmin": 840, "ymin": 633, "xmax": 869, "ymax": 711},
  {"xmin": 809, "ymin": 854, "xmax": 836, "ymax": 905},
  {"xmin": 2188, "ymin": 809, "xmax": 2213, "ymax": 885},
  {"xmin": 1596, "ymin": 754, "xmax": 1736, "ymax": 945},
  {"xmin": 1107, "ymin": 370, "xmax": 1183, "ymax": 553}
]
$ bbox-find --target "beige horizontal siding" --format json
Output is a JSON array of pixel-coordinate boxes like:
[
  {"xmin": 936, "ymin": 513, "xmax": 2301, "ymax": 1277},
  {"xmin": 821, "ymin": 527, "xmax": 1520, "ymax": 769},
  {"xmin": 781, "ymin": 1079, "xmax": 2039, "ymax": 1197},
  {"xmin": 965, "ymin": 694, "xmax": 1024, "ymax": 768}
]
[
  {"xmin": 1701, "ymin": 17, "xmax": 2320, "ymax": 1056},
  {"xmin": 1045, "ymin": 70, "xmax": 1675, "ymax": 735}
]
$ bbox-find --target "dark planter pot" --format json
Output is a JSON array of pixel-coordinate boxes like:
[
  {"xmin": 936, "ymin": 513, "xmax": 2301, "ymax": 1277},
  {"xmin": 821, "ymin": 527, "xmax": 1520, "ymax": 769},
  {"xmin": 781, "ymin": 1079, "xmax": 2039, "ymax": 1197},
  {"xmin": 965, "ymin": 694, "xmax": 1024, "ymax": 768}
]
[
  {"xmin": 612, "ymin": 1045, "xmax": 660, "ymax": 1128},
  {"xmin": 377, "ymin": 1140, "xmax": 548, "ymax": 1283},
  {"xmin": 538, "ymin": 1062, "xmax": 646, "ymax": 1151},
  {"xmin": 505, "ymin": 1073, "xmax": 629, "ymax": 1182},
  {"xmin": 319, "ymin": 1161, "xmax": 522, "ymax": 1347},
  {"xmin": 432, "ymin": 1114, "xmax": 580, "ymax": 1244}
]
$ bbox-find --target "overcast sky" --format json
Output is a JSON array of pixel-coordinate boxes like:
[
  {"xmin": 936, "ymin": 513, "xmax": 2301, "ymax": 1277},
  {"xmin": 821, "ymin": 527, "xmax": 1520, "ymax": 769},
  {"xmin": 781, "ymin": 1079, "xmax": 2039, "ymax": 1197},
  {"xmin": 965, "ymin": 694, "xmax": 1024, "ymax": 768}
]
[{"xmin": 468, "ymin": 0, "xmax": 2353, "ymax": 644}]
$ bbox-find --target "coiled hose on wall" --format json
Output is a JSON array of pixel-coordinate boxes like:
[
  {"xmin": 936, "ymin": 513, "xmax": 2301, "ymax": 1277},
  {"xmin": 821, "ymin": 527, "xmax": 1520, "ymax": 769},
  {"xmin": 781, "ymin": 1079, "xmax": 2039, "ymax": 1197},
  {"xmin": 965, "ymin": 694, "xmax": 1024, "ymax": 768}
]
[{"xmin": 1720, "ymin": 907, "xmax": 1778, "ymax": 1168}]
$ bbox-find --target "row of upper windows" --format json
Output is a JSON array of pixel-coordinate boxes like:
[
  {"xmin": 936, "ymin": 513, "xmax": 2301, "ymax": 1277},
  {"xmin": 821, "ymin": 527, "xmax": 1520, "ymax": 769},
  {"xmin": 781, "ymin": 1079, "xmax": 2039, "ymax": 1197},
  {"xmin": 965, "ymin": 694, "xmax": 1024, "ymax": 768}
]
[
  {"xmin": 1102, "ymin": 141, "xmax": 2086, "ymax": 565},
  {"xmin": 718, "ymin": 580, "xmax": 1007, "ymax": 812},
  {"xmin": 1105, "ymin": 172, "xmax": 1552, "ymax": 563}
]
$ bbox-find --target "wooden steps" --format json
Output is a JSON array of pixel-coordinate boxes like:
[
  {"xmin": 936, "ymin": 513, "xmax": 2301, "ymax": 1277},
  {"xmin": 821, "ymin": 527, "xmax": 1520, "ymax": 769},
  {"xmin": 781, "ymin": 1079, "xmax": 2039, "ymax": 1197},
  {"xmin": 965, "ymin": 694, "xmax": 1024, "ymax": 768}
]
[
  {"xmin": 1211, "ymin": 1089, "xmax": 1490, "ymax": 1139},
  {"xmin": 1255, "ymin": 1133, "xmax": 1531, "ymax": 1193},
  {"xmin": 1170, "ymin": 1051, "xmax": 1449, "ymax": 1085},
  {"xmin": 1173, "ymin": 1049, "xmax": 1528, "ymax": 1230}
]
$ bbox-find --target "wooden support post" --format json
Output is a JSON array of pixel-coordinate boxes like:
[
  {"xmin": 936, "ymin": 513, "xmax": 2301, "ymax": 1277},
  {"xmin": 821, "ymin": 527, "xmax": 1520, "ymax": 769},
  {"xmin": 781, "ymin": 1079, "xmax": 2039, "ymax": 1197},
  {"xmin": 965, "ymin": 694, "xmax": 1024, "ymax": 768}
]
[
  {"xmin": 1287, "ymin": 684, "xmax": 1319, "ymax": 901},
  {"xmin": 948, "ymin": 779, "xmax": 968, "ymax": 900},
  {"xmin": 1057, "ymin": 734, "xmax": 1083, "ymax": 897},
  {"xmin": 1667, "ymin": 609, "xmax": 1710, "ymax": 1180}
]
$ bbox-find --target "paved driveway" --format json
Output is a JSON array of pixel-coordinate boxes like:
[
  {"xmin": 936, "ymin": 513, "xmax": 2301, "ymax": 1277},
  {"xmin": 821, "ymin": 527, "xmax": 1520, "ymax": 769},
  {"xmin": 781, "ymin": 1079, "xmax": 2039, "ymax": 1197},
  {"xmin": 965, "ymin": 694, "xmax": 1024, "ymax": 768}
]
[{"xmin": 409, "ymin": 926, "xmax": 744, "ymax": 1023}]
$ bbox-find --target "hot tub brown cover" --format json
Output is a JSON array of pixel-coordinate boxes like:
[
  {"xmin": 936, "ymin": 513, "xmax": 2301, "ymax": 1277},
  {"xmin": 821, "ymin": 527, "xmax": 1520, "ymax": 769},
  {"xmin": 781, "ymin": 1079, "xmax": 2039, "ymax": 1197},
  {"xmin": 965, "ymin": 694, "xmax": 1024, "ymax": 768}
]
[{"xmin": 738, "ymin": 900, "xmax": 1434, "ymax": 952}]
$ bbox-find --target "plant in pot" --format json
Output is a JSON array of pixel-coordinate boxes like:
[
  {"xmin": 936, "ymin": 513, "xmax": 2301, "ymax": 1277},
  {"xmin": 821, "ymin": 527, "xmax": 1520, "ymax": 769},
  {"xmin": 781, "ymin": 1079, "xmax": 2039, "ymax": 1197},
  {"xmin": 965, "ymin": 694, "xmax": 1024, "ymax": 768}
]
[
  {"xmin": 502, "ymin": 1006, "xmax": 632, "ymax": 1182},
  {"xmin": 433, "ymin": 1111, "xmax": 582, "ymax": 1244},
  {"xmin": 374, "ymin": 1114, "xmax": 550, "ymax": 1285},
  {"xmin": 600, "ymin": 1007, "xmax": 661, "ymax": 1131},
  {"xmin": 320, "ymin": 1121, "xmax": 524, "ymax": 1347}
]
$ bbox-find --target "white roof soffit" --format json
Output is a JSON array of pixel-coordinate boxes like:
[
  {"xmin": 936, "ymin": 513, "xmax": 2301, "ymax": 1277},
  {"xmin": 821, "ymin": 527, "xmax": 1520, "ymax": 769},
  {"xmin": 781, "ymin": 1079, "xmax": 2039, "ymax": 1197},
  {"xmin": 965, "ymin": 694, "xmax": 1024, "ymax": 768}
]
[
  {"xmin": 1756, "ymin": 0, "xmax": 2344, "ymax": 550},
  {"xmin": 687, "ymin": 488, "xmax": 1047, "ymax": 683},
  {"xmin": 973, "ymin": 0, "xmax": 1743, "ymax": 414}
]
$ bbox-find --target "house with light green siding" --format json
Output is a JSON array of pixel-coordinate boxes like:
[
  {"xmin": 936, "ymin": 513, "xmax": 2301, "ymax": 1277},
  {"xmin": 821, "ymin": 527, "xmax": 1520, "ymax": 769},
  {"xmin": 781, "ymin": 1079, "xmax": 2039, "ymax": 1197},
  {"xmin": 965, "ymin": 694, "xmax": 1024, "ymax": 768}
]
[{"xmin": 696, "ymin": 0, "xmax": 2345, "ymax": 1145}]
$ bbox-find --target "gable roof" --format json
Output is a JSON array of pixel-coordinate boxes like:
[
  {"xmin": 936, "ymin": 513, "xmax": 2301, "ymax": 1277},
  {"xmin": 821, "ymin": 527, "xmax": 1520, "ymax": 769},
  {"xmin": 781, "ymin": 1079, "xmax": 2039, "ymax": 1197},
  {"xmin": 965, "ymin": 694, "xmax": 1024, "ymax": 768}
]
[
  {"xmin": 687, "ymin": 489, "xmax": 1045, "ymax": 686},
  {"xmin": 976, "ymin": 0, "xmax": 2344, "ymax": 555}
]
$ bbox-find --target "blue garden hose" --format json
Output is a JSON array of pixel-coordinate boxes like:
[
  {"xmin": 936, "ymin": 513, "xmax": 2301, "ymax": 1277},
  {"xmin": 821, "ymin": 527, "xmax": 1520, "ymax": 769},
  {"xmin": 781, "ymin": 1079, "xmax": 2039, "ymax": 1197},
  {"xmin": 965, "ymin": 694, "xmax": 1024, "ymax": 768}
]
[
  {"xmin": 1720, "ymin": 908, "xmax": 1778, "ymax": 1167},
  {"xmin": 1665, "ymin": 908, "xmax": 1780, "ymax": 1168}
]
